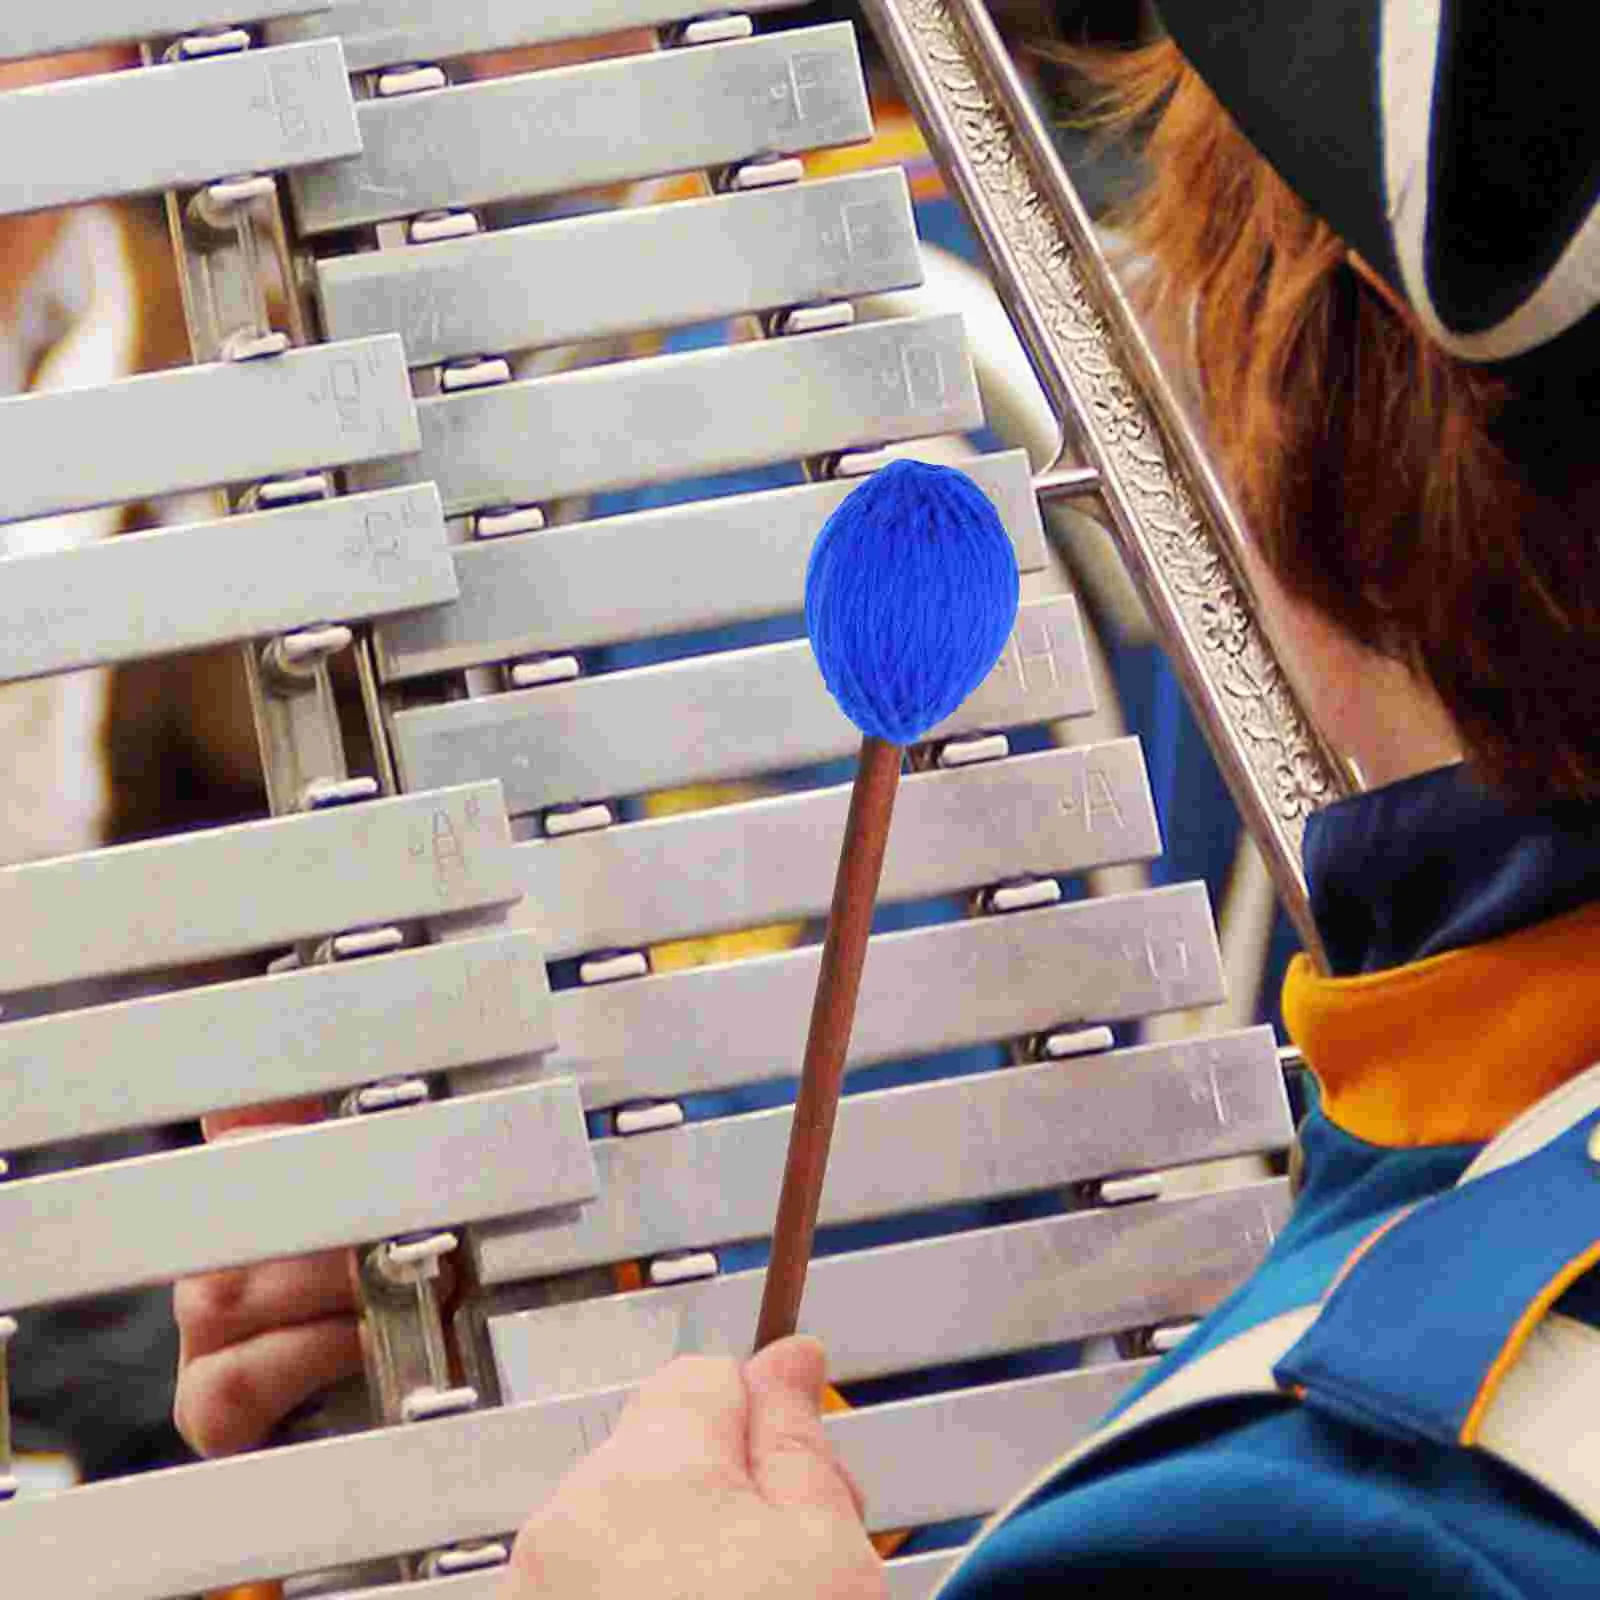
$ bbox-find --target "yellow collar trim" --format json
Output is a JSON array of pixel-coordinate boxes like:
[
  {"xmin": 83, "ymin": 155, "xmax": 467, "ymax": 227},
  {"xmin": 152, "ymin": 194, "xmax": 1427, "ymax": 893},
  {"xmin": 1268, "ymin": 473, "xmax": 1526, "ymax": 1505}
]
[{"xmin": 1282, "ymin": 901, "xmax": 1600, "ymax": 1147}]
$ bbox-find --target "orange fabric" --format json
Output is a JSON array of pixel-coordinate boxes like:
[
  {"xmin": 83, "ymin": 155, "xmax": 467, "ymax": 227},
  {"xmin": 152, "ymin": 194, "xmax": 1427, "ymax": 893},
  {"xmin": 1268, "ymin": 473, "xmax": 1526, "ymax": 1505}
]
[
  {"xmin": 804, "ymin": 102, "xmax": 947, "ymax": 202},
  {"xmin": 1281, "ymin": 901, "xmax": 1600, "ymax": 1147},
  {"xmin": 1460, "ymin": 1237, "xmax": 1600, "ymax": 1444}
]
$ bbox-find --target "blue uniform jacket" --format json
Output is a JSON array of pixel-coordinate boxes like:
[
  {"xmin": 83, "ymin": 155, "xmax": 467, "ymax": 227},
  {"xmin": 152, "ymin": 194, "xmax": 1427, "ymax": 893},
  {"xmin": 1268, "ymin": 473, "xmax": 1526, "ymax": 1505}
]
[{"xmin": 941, "ymin": 765, "xmax": 1600, "ymax": 1596}]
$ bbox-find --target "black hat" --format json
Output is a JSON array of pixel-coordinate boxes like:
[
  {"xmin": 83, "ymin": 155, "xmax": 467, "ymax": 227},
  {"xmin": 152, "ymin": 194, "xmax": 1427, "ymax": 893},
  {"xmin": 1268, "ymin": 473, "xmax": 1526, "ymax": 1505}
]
[{"xmin": 1155, "ymin": 1, "xmax": 1599, "ymax": 371}]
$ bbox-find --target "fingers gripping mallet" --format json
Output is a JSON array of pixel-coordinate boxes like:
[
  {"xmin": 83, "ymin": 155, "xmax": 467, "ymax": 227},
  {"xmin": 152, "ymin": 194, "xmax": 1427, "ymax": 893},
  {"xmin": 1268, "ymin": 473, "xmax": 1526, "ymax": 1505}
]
[{"xmin": 753, "ymin": 459, "xmax": 1021, "ymax": 1351}]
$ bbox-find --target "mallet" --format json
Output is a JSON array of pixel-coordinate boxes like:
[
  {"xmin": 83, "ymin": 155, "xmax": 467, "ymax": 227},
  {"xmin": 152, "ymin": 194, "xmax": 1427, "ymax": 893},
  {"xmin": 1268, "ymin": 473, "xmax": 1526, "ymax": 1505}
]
[{"xmin": 754, "ymin": 459, "xmax": 1021, "ymax": 1351}]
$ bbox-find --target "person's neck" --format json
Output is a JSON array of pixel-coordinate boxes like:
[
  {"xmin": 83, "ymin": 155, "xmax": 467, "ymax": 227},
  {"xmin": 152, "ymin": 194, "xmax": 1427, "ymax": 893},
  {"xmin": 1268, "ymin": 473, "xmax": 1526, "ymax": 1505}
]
[{"xmin": 1339, "ymin": 655, "xmax": 1463, "ymax": 791}]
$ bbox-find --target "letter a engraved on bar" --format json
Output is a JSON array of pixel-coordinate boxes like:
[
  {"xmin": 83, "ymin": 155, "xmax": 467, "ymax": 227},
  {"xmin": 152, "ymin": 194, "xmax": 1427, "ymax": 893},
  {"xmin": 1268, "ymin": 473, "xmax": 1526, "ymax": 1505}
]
[
  {"xmin": 1059, "ymin": 762, "xmax": 1125, "ymax": 832},
  {"xmin": 431, "ymin": 808, "xmax": 466, "ymax": 896}
]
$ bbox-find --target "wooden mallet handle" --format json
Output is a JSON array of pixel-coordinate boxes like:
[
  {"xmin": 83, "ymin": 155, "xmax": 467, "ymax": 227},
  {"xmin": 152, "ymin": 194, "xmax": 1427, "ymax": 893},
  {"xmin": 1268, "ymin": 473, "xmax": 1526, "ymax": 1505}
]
[{"xmin": 754, "ymin": 735, "xmax": 902, "ymax": 1352}]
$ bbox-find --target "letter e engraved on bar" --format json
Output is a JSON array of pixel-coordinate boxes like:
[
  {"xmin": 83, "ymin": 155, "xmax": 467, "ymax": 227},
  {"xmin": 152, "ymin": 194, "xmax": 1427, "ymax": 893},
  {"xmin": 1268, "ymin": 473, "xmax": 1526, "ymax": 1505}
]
[{"xmin": 1185, "ymin": 1046, "xmax": 1230, "ymax": 1127}]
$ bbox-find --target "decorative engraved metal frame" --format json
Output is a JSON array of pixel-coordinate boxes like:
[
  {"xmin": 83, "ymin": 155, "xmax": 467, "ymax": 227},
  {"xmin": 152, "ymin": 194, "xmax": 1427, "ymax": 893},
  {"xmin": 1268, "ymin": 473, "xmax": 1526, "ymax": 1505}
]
[{"xmin": 866, "ymin": 0, "xmax": 1356, "ymax": 967}]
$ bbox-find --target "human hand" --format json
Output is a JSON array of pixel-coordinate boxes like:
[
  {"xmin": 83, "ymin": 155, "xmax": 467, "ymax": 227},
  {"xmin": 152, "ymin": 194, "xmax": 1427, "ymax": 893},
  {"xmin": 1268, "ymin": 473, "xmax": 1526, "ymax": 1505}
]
[
  {"xmin": 501, "ymin": 1336, "xmax": 886, "ymax": 1600},
  {"xmin": 172, "ymin": 1100, "xmax": 365, "ymax": 1457}
]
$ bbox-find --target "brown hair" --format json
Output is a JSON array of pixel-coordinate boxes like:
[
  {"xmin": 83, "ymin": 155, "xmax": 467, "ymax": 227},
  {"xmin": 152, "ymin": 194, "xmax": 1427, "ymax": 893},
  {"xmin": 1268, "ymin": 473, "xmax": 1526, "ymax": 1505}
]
[{"xmin": 1064, "ymin": 41, "xmax": 1600, "ymax": 804}]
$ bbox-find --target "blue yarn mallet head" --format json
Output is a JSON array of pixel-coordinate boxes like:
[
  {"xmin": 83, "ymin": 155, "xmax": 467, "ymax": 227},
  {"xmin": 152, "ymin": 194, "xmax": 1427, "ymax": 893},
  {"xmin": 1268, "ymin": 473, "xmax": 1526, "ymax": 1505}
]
[{"xmin": 805, "ymin": 459, "xmax": 1020, "ymax": 745}]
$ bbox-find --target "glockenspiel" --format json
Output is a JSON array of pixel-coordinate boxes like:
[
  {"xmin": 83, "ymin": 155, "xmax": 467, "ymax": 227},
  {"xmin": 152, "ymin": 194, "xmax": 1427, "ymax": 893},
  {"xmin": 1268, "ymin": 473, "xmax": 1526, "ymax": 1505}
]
[{"xmin": 0, "ymin": 3, "xmax": 1345, "ymax": 1593}]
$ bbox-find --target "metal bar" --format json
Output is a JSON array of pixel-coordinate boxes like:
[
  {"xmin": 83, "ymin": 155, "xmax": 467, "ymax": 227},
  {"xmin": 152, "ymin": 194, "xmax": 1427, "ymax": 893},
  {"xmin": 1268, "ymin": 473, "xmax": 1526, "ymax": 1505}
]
[
  {"xmin": 265, "ymin": 0, "xmax": 791, "ymax": 72},
  {"xmin": 0, "ymin": 1360, "xmax": 1147, "ymax": 1596},
  {"xmin": 0, "ymin": 2, "xmax": 330, "ymax": 60},
  {"xmin": 0, "ymin": 1081, "xmax": 596, "ymax": 1310},
  {"xmin": 0, "ymin": 41, "xmax": 360, "ymax": 217},
  {"xmin": 360, "ymin": 313, "xmax": 983, "ymax": 517},
  {"xmin": 885, "ymin": 1553, "xmax": 962, "ymax": 1600},
  {"xmin": 0, "ymin": 782, "xmax": 515, "ymax": 996},
  {"xmin": 828, "ymin": 1365, "xmax": 1146, "ymax": 1530},
  {"xmin": 472, "ymin": 1019, "xmax": 1291, "ymax": 1283},
  {"xmin": 319, "ymin": 169, "xmax": 923, "ymax": 370},
  {"xmin": 391, "ymin": 593, "xmax": 1091, "ymax": 815},
  {"xmin": 290, "ymin": 26, "xmax": 871, "ymax": 233},
  {"xmin": 490, "ymin": 1179, "xmax": 1290, "ymax": 1401},
  {"xmin": 315, "ymin": 1568, "xmax": 958, "ymax": 1600},
  {"xmin": 864, "ymin": 0, "xmax": 1355, "ymax": 965},
  {"xmin": 0, "ymin": 486, "xmax": 454, "ymax": 685},
  {"xmin": 0, "ymin": 335, "xmax": 417, "ymax": 526},
  {"xmin": 374, "ymin": 450, "xmax": 1042, "ymax": 681},
  {"xmin": 517, "ymin": 740, "xmax": 1158, "ymax": 961},
  {"xmin": 0, "ymin": 931, "xmax": 553, "ymax": 1153},
  {"xmin": 533, "ymin": 884, "xmax": 1226, "ymax": 1110},
  {"xmin": 319, "ymin": 1576, "xmax": 502, "ymax": 1600}
]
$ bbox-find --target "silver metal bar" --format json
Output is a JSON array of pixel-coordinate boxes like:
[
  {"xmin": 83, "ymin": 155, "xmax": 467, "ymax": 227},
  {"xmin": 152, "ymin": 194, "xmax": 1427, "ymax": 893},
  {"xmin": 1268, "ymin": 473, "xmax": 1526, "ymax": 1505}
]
[
  {"xmin": 519, "ymin": 741, "xmax": 1157, "ymax": 961},
  {"xmin": 863, "ymin": 0, "xmax": 1354, "ymax": 965},
  {"xmin": 265, "ymin": 0, "xmax": 791, "ymax": 73},
  {"xmin": 0, "ymin": 782, "xmax": 514, "ymax": 997},
  {"xmin": 360, "ymin": 313, "xmax": 983, "ymax": 517},
  {"xmin": 886, "ymin": 1553, "xmax": 962, "ymax": 1600},
  {"xmin": 291, "ymin": 26, "xmax": 870, "ymax": 234},
  {"xmin": 0, "ymin": 931, "xmax": 552, "ymax": 1153},
  {"xmin": 0, "ymin": 1080, "xmax": 595, "ymax": 1310},
  {"xmin": 828, "ymin": 1365, "xmax": 1145, "ymax": 1531},
  {"xmin": 473, "ymin": 1019, "xmax": 1291, "ymax": 1283},
  {"xmin": 375, "ymin": 449, "xmax": 1041, "ymax": 681},
  {"xmin": 533, "ymin": 884, "xmax": 1226, "ymax": 1110},
  {"xmin": 0, "ymin": 1360, "xmax": 1147, "ymax": 1596},
  {"xmin": 320, "ymin": 1576, "xmax": 502, "ymax": 1600},
  {"xmin": 490, "ymin": 1178, "xmax": 1290, "ymax": 1401},
  {"xmin": 0, "ymin": 335, "xmax": 416, "ymax": 526},
  {"xmin": 0, "ymin": 486, "xmax": 453, "ymax": 685},
  {"xmin": 0, "ymin": 2, "xmax": 330, "ymax": 60},
  {"xmin": 0, "ymin": 41, "xmax": 360, "ymax": 218},
  {"xmin": 313, "ymin": 1565, "xmax": 951, "ymax": 1600},
  {"xmin": 319, "ymin": 169, "xmax": 923, "ymax": 370},
  {"xmin": 392, "ymin": 593, "xmax": 1090, "ymax": 815}
]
